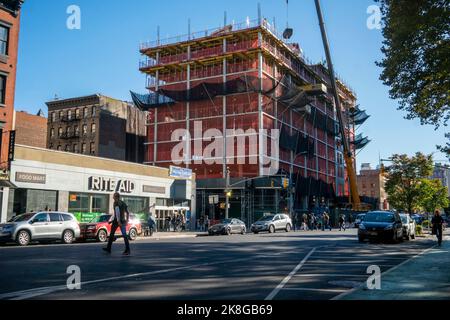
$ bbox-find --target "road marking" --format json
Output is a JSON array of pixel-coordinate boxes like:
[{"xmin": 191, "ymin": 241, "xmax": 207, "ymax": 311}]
[
  {"xmin": 330, "ymin": 243, "xmax": 439, "ymax": 300},
  {"xmin": 295, "ymin": 274, "xmax": 367, "ymax": 277},
  {"xmin": 0, "ymin": 248, "xmax": 310, "ymax": 300},
  {"xmin": 281, "ymin": 287, "xmax": 347, "ymax": 293},
  {"xmin": 265, "ymin": 248, "xmax": 316, "ymax": 301}
]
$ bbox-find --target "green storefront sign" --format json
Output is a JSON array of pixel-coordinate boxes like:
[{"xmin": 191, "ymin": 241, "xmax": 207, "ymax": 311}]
[{"xmin": 73, "ymin": 212, "xmax": 104, "ymax": 223}]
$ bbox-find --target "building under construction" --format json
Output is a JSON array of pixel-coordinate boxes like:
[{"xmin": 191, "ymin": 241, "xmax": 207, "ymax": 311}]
[{"xmin": 134, "ymin": 17, "xmax": 363, "ymax": 225}]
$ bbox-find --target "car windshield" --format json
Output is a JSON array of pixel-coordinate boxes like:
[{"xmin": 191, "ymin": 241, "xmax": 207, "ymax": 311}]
[
  {"xmin": 90, "ymin": 215, "xmax": 111, "ymax": 223},
  {"xmin": 12, "ymin": 213, "xmax": 35, "ymax": 222},
  {"xmin": 364, "ymin": 212, "xmax": 395, "ymax": 223},
  {"xmin": 220, "ymin": 219, "xmax": 233, "ymax": 224},
  {"xmin": 258, "ymin": 215, "xmax": 275, "ymax": 222}
]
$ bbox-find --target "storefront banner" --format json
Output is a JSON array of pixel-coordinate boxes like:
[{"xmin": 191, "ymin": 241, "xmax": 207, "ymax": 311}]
[{"xmin": 15, "ymin": 172, "xmax": 46, "ymax": 184}]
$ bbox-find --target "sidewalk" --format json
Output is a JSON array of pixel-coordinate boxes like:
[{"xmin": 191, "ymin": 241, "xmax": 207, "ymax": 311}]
[
  {"xmin": 138, "ymin": 231, "xmax": 207, "ymax": 240},
  {"xmin": 337, "ymin": 232, "xmax": 450, "ymax": 300}
]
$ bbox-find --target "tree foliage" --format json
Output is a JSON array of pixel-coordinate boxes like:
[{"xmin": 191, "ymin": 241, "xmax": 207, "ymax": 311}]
[
  {"xmin": 418, "ymin": 178, "xmax": 449, "ymax": 213},
  {"xmin": 437, "ymin": 133, "xmax": 450, "ymax": 159},
  {"xmin": 376, "ymin": 0, "xmax": 450, "ymax": 128},
  {"xmin": 384, "ymin": 153, "xmax": 434, "ymax": 213}
]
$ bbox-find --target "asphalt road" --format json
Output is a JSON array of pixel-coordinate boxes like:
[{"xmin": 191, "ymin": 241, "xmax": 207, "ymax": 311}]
[{"xmin": 0, "ymin": 229, "xmax": 435, "ymax": 300}]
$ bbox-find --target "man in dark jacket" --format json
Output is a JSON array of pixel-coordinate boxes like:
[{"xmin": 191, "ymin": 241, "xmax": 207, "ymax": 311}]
[
  {"xmin": 103, "ymin": 192, "xmax": 131, "ymax": 255},
  {"xmin": 431, "ymin": 210, "xmax": 444, "ymax": 246}
]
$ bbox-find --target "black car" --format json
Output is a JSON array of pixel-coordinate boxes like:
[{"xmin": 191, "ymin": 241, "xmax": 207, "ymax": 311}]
[
  {"xmin": 358, "ymin": 211, "xmax": 403, "ymax": 243},
  {"xmin": 208, "ymin": 219, "xmax": 246, "ymax": 236}
]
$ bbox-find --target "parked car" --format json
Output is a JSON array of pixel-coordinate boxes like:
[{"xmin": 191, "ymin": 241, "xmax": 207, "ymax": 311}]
[
  {"xmin": 208, "ymin": 219, "xmax": 246, "ymax": 236},
  {"xmin": 78, "ymin": 214, "xmax": 141, "ymax": 242},
  {"xmin": 251, "ymin": 214, "xmax": 292, "ymax": 234},
  {"xmin": 400, "ymin": 214, "xmax": 416, "ymax": 240},
  {"xmin": 358, "ymin": 211, "xmax": 403, "ymax": 243},
  {"xmin": 411, "ymin": 214, "xmax": 424, "ymax": 225},
  {"xmin": 354, "ymin": 214, "xmax": 366, "ymax": 228},
  {"xmin": 0, "ymin": 212, "xmax": 80, "ymax": 246}
]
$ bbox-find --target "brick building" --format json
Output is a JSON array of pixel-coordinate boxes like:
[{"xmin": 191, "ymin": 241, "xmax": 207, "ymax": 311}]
[
  {"xmin": 13, "ymin": 110, "xmax": 47, "ymax": 148},
  {"xmin": 0, "ymin": 0, "xmax": 22, "ymax": 172},
  {"xmin": 135, "ymin": 18, "xmax": 359, "ymax": 224},
  {"xmin": 357, "ymin": 163, "xmax": 389, "ymax": 211},
  {"xmin": 46, "ymin": 94, "xmax": 146, "ymax": 163}
]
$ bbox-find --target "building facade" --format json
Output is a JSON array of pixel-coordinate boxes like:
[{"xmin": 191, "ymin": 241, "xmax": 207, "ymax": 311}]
[
  {"xmin": 0, "ymin": 0, "xmax": 21, "ymax": 172},
  {"xmin": 13, "ymin": 110, "xmax": 47, "ymax": 148},
  {"xmin": 137, "ymin": 19, "xmax": 357, "ymax": 224},
  {"xmin": 357, "ymin": 163, "xmax": 389, "ymax": 211},
  {"xmin": 46, "ymin": 94, "xmax": 147, "ymax": 163},
  {"xmin": 431, "ymin": 163, "xmax": 450, "ymax": 197},
  {"xmin": 1, "ymin": 145, "xmax": 195, "ymax": 230}
]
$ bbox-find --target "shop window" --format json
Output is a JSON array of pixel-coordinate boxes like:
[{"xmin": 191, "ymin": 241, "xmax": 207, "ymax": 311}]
[
  {"xmin": 121, "ymin": 196, "xmax": 150, "ymax": 217},
  {"xmin": 11, "ymin": 189, "xmax": 58, "ymax": 216},
  {"xmin": 69, "ymin": 193, "xmax": 109, "ymax": 215}
]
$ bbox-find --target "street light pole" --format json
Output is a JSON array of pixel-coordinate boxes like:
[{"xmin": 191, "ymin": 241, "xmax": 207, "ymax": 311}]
[{"xmin": 225, "ymin": 167, "xmax": 230, "ymax": 219}]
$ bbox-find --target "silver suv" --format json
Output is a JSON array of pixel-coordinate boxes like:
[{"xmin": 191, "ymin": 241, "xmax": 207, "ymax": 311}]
[
  {"xmin": 251, "ymin": 214, "xmax": 292, "ymax": 234},
  {"xmin": 0, "ymin": 212, "xmax": 81, "ymax": 246}
]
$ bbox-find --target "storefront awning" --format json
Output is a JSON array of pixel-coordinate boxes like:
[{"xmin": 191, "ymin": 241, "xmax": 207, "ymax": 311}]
[{"xmin": 0, "ymin": 180, "xmax": 17, "ymax": 188}]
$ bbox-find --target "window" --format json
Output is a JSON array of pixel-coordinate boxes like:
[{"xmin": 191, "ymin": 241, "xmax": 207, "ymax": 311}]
[
  {"xmin": 50, "ymin": 128, "xmax": 55, "ymax": 138},
  {"xmin": 33, "ymin": 213, "xmax": 48, "ymax": 223},
  {"xmin": 66, "ymin": 126, "xmax": 71, "ymax": 135},
  {"xmin": 91, "ymin": 123, "xmax": 96, "ymax": 134},
  {"xmin": 90, "ymin": 142, "xmax": 95, "ymax": 155},
  {"xmin": 49, "ymin": 213, "xmax": 61, "ymax": 222},
  {"xmin": 74, "ymin": 125, "xmax": 79, "ymax": 136},
  {"xmin": 69, "ymin": 193, "xmax": 109, "ymax": 214},
  {"xmin": 57, "ymin": 145, "xmax": 62, "ymax": 151},
  {"xmin": 0, "ymin": 25, "xmax": 9, "ymax": 56},
  {"xmin": 58, "ymin": 127, "xmax": 63, "ymax": 137},
  {"xmin": 61, "ymin": 214, "xmax": 73, "ymax": 221},
  {"xmin": 65, "ymin": 145, "xmax": 69, "ymax": 151},
  {"xmin": 75, "ymin": 109, "xmax": 80, "ymax": 118},
  {"xmin": 67, "ymin": 110, "xmax": 72, "ymax": 120},
  {"xmin": 81, "ymin": 143, "xmax": 86, "ymax": 154},
  {"xmin": 82, "ymin": 124, "xmax": 87, "ymax": 135},
  {"xmin": 83, "ymin": 107, "xmax": 89, "ymax": 118},
  {"xmin": 0, "ymin": 74, "xmax": 6, "ymax": 105},
  {"xmin": 73, "ymin": 144, "xmax": 79, "ymax": 153},
  {"xmin": 59, "ymin": 111, "xmax": 64, "ymax": 120},
  {"xmin": 51, "ymin": 112, "xmax": 56, "ymax": 123},
  {"xmin": 92, "ymin": 107, "xmax": 96, "ymax": 117},
  {"xmin": 49, "ymin": 144, "xmax": 53, "ymax": 149}
]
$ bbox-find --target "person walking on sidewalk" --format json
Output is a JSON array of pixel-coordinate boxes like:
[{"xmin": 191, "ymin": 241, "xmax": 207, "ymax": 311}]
[
  {"xmin": 339, "ymin": 214, "xmax": 346, "ymax": 231},
  {"xmin": 147, "ymin": 213, "xmax": 156, "ymax": 237},
  {"xmin": 431, "ymin": 209, "xmax": 444, "ymax": 247},
  {"xmin": 103, "ymin": 192, "xmax": 131, "ymax": 256}
]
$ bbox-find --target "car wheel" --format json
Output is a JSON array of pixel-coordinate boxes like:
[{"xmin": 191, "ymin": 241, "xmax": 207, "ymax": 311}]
[
  {"xmin": 16, "ymin": 230, "xmax": 31, "ymax": 246},
  {"xmin": 62, "ymin": 230, "xmax": 74, "ymax": 244},
  {"xmin": 269, "ymin": 225, "xmax": 275, "ymax": 234},
  {"xmin": 128, "ymin": 228, "xmax": 137, "ymax": 241},
  {"xmin": 97, "ymin": 229, "xmax": 108, "ymax": 243},
  {"xmin": 241, "ymin": 227, "xmax": 246, "ymax": 235},
  {"xmin": 285, "ymin": 224, "xmax": 291, "ymax": 232}
]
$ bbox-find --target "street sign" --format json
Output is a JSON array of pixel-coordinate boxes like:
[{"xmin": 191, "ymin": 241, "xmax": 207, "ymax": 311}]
[
  {"xmin": 169, "ymin": 166, "xmax": 193, "ymax": 179},
  {"xmin": 209, "ymin": 195, "xmax": 219, "ymax": 205}
]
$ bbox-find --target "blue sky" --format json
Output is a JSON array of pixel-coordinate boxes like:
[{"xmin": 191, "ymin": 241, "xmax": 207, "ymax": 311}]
[{"xmin": 15, "ymin": 0, "xmax": 448, "ymax": 168}]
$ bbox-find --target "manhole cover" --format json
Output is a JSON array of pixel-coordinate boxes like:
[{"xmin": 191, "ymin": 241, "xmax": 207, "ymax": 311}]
[{"xmin": 328, "ymin": 280, "xmax": 364, "ymax": 288}]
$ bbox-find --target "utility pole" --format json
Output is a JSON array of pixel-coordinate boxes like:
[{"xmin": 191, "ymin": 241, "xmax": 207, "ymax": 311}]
[{"xmin": 225, "ymin": 167, "xmax": 230, "ymax": 219}]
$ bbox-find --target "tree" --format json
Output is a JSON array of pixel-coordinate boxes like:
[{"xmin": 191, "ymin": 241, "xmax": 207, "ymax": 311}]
[
  {"xmin": 437, "ymin": 133, "xmax": 450, "ymax": 160},
  {"xmin": 384, "ymin": 153, "xmax": 434, "ymax": 213},
  {"xmin": 418, "ymin": 179, "xmax": 449, "ymax": 213},
  {"xmin": 376, "ymin": 0, "xmax": 450, "ymax": 128}
]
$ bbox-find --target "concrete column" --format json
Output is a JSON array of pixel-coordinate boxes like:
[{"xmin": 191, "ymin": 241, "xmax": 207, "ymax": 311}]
[
  {"xmin": 57, "ymin": 191, "xmax": 69, "ymax": 212},
  {"xmin": 190, "ymin": 179, "xmax": 197, "ymax": 231},
  {"xmin": 1, "ymin": 187, "xmax": 9, "ymax": 223}
]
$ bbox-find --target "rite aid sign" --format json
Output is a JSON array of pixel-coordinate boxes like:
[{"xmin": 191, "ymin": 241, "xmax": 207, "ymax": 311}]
[{"xmin": 88, "ymin": 176, "xmax": 135, "ymax": 194}]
